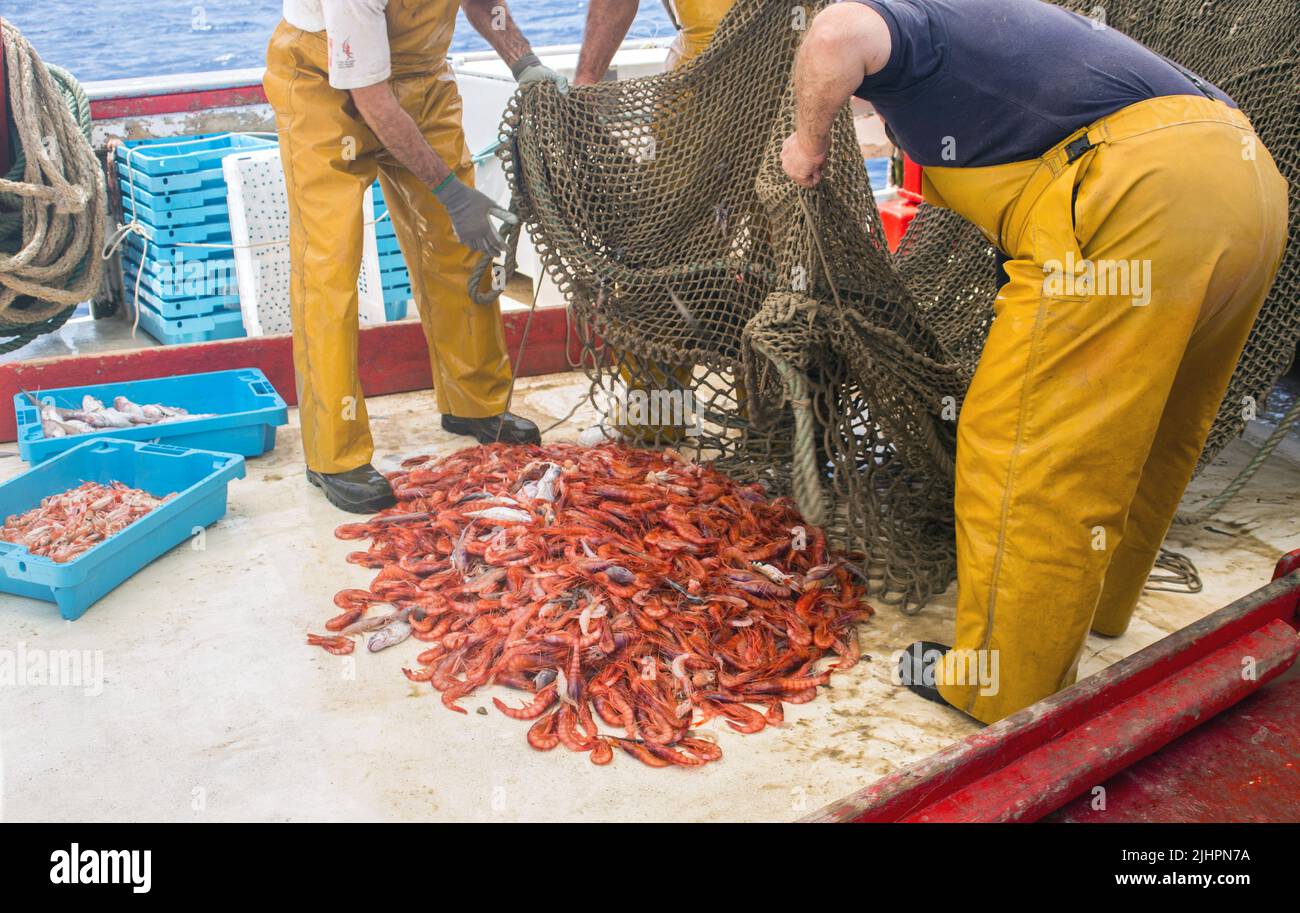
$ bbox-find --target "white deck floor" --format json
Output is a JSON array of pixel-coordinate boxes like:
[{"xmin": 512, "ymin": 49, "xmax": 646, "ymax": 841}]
[{"xmin": 1, "ymin": 372, "xmax": 1296, "ymax": 822}]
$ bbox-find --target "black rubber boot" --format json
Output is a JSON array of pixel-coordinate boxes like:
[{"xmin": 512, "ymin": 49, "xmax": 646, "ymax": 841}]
[
  {"xmin": 441, "ymin": 411, "xmax": 541, "ymax": 445},
  {"xmin": 306, "ymin": 463, "xmax": 397, "ymax": 514},
  {"xmin": 898, "ymin": 640, "xmax": 954, "ymax": 706}
]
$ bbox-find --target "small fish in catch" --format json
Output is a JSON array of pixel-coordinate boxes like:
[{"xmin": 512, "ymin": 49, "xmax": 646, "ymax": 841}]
[
  {"xmin": 464, "ymin": 506, "xmax": 532, "ymax": 524},
  {"xmin": 368, "ymin": 618, "xmax": 412, "ymax": 652}
]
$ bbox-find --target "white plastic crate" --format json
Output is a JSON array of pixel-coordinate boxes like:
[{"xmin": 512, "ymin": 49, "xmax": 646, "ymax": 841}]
[{"xmin": 222, "ymin": 147, "xmax": 388, "ymax": 336}]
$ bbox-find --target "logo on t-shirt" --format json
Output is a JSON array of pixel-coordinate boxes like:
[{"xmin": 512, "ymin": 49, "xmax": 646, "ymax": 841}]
[{"xmin": 329, "ymin": 36, "xmax": 356, "ymax": 70}]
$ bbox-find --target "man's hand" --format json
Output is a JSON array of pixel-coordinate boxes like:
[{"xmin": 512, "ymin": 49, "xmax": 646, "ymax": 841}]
[
  {"xmin": 511, "ymin": 53, "xmax": 570, "ymax": 95},
  {"xmin": 434, "ymin": 177, "xmax": 517, "ymax": 254},
  {"xmin": 782, "ymin": 132, "xmax": 828, "ymax": 188},
  {"xmin": 785, "ymin": 4, "xmax": 892, "ymax": 188}
]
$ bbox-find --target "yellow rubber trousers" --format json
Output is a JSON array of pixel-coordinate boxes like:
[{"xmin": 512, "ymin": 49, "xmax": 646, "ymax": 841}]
[
  {"xmin": 921, "ymin": 95, "xmax": 1289, "ymax": 723},
  {"xmin": 616, "ymin": 0, "xmax": 735, "ymax": 442},
  {"xmin": 264, "ymin": 9, "xmax": 511, "ymax": 474}
]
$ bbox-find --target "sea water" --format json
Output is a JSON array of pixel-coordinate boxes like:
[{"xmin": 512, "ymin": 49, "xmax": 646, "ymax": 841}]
[{"xmin": 2, "ymin": 0, "xmax": 674, "ymax": 83}]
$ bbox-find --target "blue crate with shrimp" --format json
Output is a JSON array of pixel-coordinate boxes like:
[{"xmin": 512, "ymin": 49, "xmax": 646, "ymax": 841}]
[
  {"xmin": 14, "ymin": 368, "xmax": 288, "ymax": 465},
  {"xmin": 0, "ymin": 439, "xmax": 246, "ymax": 620}
]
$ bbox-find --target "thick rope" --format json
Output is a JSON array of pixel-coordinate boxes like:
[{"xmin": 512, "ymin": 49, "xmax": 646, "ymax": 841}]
[{"xmin": 0, "ymin": 19, "xmax": 105, "ymax": 338}]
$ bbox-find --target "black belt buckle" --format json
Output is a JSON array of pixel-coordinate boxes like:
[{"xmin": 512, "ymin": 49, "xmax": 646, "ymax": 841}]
[{"xmin": 1065, "ymin": 135, "xmax": 1096, "ymax": 163}]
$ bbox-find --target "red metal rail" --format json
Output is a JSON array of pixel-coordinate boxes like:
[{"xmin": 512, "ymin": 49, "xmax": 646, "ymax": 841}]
[{"xmin": 807, "ymin": 549, "xmax": 1300, "ymax": 822}]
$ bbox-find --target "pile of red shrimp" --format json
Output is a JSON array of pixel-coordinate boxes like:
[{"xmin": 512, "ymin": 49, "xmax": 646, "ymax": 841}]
[{"xmin": 308, "ymin": 442, "xmax": 872, "ymax": 767}]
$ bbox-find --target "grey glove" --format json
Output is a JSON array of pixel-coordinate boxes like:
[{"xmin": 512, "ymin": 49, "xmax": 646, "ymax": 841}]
[
  {"xmin": 433, "ymin": 176, "xmax": 516, "ymax": 255},
  {"xmin": 511, "ymin": 52, "xmax": 569, "ymax": 95}
]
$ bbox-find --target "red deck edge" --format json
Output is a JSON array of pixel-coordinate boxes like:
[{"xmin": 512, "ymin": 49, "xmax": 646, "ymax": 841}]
[
  {"xmin": 0, "ymin": 307, "xmax": 576, "ymax": 442},
  {"xmin": 805, "ymin": 555, "xmax": 1300, "ymax": 823},
  {"xmin": 90, "ymin": 84, "xmax": 269, "ymax": 121},
  {"xmin": 904, "ymin": 621, "xmax": 1298, "ymax": 822}
]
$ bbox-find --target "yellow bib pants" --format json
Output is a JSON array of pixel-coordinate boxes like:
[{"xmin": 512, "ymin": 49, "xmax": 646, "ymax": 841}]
[
  {"xmin": 264, "ymin": 0, "xmax": 512, "ymax": 474},
  {"xmin": 923, "ymin": 95, "xmax": 1288, "ymax": 722}
]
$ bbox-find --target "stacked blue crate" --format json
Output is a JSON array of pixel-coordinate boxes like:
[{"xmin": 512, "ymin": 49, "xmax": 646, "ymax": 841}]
[
  {"xmin": 371, "ymin": 183, "xmax": 414, "ymax": 321},
  {"xmin": 116, "ymin": 133, "xmax": 277, "ymax": 344}
]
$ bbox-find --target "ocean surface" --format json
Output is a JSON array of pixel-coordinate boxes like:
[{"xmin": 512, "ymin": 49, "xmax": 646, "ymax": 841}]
[{"xmin": 1, "ymin": 0, "xmax": 675, "ymax": 83}]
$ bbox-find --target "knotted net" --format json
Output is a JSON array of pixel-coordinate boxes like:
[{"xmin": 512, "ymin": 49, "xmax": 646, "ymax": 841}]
[{"xmin": 499, "ymin": 0, "xmax": 1299, "ymax": 611}]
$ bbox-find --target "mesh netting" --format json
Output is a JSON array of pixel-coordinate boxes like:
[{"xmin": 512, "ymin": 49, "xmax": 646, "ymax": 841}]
[{"xmin": 499, "ymin": 0, "xmax": 1300, "ymax": 611}]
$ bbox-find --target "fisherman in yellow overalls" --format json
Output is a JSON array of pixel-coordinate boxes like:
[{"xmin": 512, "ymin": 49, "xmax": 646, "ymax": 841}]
[
  {"xmin": 574, "ymin": 0, "xmax": 736, "ymax": 442},
  {"xmin": 265, "ymin": 1, "xmax": 565, "ymax": 512},
  {"xmin": 783, "ymin": 0, "xmax": 1289, "ymax": 722}
]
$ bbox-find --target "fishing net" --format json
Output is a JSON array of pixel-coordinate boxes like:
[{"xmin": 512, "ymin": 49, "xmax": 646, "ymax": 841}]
[{"xmin": 499, "ymin": 0, "xmax": 1300, "ymax": 612}]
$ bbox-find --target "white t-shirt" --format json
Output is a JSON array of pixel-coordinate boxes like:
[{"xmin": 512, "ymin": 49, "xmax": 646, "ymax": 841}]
[{"xmin": 283, "ymin": 0, "xmax": 392, "ymax": 89}]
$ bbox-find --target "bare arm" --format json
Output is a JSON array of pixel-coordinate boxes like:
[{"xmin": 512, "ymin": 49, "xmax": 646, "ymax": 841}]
[
  {"xmin": 461, "ymin": 0, "xmax": 534, "ymax": 69},
  {"xmin": 351, "ymin": 83, "xmax": 451, "ymax": 188},
  {"xmin": 574, "ymin": 0, "xmax": 641, "ymax": 85},
  {"xmin": 782, "ymin": 4, "xmax": 891, "ymax": 187}
]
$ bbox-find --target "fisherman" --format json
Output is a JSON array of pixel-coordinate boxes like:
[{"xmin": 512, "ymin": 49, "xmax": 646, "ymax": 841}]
[
  {"xmin": 573, "ymin": 1, "xmax": 737, "ymax": 443},
  {"xmin": 264, "ymin": 1, "xmax": 565, "ymax": 513},
  {"xmin": 782, "ymin": 0, "xmax": 1288, "ymax": 722},
  {"xmin": 575, "ymin": 0, "xmax": 734, "ymax": 77}
]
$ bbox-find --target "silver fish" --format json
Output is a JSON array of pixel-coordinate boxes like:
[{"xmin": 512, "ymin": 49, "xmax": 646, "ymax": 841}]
[
  {"xmin": 464, "ymin": 506, "xmax": 532, "ymax": 524},
  {"xmin": 520, "ymin": 463, "xmax": 563, "ymax": 502},
  {"xmin": 368, "ymin": 619, "xmax": 412, "ymax": 652},
  {"xmin": 341, "ymin": 605, "xmax": 407, "ymax": 636}
]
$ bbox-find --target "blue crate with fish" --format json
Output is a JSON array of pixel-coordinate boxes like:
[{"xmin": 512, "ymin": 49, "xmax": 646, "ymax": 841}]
[
  {"xmin": 14, "ymin": 368, "xmax": 288, "ymax": 465},
  {"xmin": 0, "ymin": 439, "xmax": 245, "ymax": 620}
]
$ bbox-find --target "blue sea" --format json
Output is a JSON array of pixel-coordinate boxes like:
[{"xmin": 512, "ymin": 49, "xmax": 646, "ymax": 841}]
[{"xmin": 0, "ymin": 0, "xmax": 675, "ymax": 83}]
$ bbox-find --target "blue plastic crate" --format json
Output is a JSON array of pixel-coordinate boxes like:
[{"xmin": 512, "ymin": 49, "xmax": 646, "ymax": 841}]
[
  {"xmin": 138, "ymin": 286, "xmax": 240, "ymax": 320},
  {"xmin": 123, "ymin": 233, "xmax": 232, "ymax": 264},
  {"xmin": 383, "ymin": 283, "xmax": 412, "ymax": 305},
  {"xmin": 0, "ymin": 439, "xmax": 245, "ymax": 619},
  {"xmin": 117, "ymin": 132, "xmax": 276, "ymax": 177},
  {"xmin": 117, "ymin": 180, "xmax": 230, "ymax": 213},
  {"xmin": 135, "ymin": 301, "xmax": 247, "ymax": 345},
  {"xmin": 14, "ymin": 368, "xmax": 287, "ymax": 466},
  {"xmin": 116, "ymin": 162, "xmax": 227, "ymax": 195},
  {"xmin": 121, "ymin": 197, "xmax": 230, "ymax": 229},
  {"xmin": 121, "ymin": 255, "xmax": 239, "ymax": 318},
  {"xmin": 120, "ymin": 247, "xmax": 239, "ymax": 296},
  {"xmin": 134, "ymin": 217, "xmax": 233, "ymax": 246},
  {"xmin": 385, "ymin": 298, "xmax": 411, "ymax": 321}
]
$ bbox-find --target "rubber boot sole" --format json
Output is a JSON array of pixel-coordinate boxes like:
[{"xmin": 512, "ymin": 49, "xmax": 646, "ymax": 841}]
[{"xmin": 306, "ymin": 469, "xmax": 397, "ymax": 514}]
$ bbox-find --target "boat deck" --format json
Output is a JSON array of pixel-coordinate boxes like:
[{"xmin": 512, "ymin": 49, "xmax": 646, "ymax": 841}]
[{"xmin": 1, "ymin": 373, "xmax": 1296, "ymax": 822}]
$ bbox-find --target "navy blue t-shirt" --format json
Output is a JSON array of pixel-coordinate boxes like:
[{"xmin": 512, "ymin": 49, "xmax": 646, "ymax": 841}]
[{"xmin": 850, "ymin": 0, "xmax": 1234, "ymax": 166}]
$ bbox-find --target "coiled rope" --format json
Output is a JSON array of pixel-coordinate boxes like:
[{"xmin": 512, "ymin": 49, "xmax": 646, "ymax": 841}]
[{"xmin": 0, "ymin": 19, "xmax": 105, "ymax": 354}]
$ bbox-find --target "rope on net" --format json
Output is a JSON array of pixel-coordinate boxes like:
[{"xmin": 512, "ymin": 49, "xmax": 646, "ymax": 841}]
[{"xmin": 0, "ymin": 19, "xmax": 105, "ymax": 354}]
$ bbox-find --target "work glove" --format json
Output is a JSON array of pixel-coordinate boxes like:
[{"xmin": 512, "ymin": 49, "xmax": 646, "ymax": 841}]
[
  {"xmin": 433, "ymin": 176, "xmax": 516, "ymax": 254},
  {"xmin": 511, "ymin": 52, "xmax": 569, "ymax": 95}
]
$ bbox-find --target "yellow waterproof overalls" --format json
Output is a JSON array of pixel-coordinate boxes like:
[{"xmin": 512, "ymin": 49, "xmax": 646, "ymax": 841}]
[
  {"xmin": 923, "ymin": 95, "xmax": 1288, "ymax": 722},
  {"xmin": 617, "ymin": 0, "xmax": 735, "ymax": 442},
  {"xmin": 264, "ymin": 0, "xmax": 512, "ymax": 474}
]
